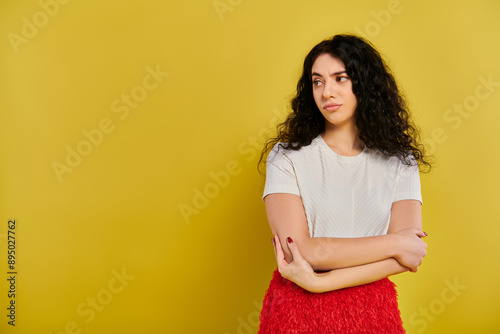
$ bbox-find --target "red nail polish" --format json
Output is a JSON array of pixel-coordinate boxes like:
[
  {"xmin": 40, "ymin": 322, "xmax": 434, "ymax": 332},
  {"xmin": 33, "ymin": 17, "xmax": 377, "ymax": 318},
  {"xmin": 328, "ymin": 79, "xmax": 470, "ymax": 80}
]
[
  {"xmin": 423, "ymin": 231, "xmax": 428, "ymax": 236},
  {"xmin": 271, "ymin": 237, "xmax": 275, "ymax": 244},
  {"xmin": 287, "ymin": 237, "xmax": 293, "ymax": 243}
]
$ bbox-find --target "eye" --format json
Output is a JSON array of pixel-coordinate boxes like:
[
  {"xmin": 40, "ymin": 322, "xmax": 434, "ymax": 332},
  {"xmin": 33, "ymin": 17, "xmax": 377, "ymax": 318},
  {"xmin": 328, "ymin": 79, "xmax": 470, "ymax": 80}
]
[
  {"xmin": 336, "ymin": 76, "xmax": 349, "ymax": 82},
  {"xmin": 313, "ymin": 79, "xmax": 323, "ymax": 87}
]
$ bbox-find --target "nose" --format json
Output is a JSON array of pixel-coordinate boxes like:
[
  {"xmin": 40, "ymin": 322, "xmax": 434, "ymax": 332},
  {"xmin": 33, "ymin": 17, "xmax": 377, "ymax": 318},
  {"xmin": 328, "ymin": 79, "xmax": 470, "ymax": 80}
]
[{"xmin": 322, "ymin": 80, "xmax": 336, "ymax": 99}]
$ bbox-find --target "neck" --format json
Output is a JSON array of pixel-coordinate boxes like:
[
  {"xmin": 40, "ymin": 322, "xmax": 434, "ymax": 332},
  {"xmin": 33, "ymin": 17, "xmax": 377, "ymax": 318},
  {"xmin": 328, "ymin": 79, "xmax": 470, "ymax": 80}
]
[{"xmin": 321, "ymin": 122, "xmax": 365, "ymax": 155}]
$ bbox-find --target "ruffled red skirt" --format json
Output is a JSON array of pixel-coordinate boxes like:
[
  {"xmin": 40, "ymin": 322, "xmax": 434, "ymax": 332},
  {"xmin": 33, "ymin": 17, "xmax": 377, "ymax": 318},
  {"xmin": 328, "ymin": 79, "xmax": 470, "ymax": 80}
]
[{"xmin": 258, "ymin": 268, "xmax": 405, "ymax": 333}]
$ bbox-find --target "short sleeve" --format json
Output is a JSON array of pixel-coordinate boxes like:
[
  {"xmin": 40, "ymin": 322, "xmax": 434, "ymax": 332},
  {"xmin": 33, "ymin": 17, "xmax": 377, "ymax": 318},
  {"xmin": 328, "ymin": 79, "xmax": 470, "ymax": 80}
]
[
  {"xmin": 262, "ymin": 144, "xmax": 301, "ymax": 202},
  {"xmin": 394, "ymin": 158, "xmax": 423, "ymax": 205}
]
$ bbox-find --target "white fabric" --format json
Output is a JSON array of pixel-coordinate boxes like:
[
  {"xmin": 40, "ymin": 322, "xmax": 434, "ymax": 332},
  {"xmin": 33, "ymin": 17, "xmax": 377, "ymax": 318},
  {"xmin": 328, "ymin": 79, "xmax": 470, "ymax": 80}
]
[{"xmin": 262, "ymin": 134, "xmax": 422, "ymax": 238}]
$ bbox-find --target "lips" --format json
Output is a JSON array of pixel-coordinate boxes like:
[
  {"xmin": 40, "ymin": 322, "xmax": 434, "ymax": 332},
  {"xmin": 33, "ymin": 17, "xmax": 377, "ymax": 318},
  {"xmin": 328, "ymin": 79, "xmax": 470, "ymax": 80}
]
[{"xmin": 323, "ymin": 103, "xmax": 342, "ymax": 111}]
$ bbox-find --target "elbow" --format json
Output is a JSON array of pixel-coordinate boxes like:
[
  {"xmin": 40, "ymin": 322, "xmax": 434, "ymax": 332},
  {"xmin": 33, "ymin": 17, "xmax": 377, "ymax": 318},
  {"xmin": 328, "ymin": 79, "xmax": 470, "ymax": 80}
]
[
  {"xmin": 305, "ymin": 254, "xmax": 327, "ymax": 272},
  {"xmin": 308, "ymin": 260, "xmax": 339, "ymax": 272},
  {"xmin": 298, "ymin": 238, "xmax": 341, "ymax": 271}
]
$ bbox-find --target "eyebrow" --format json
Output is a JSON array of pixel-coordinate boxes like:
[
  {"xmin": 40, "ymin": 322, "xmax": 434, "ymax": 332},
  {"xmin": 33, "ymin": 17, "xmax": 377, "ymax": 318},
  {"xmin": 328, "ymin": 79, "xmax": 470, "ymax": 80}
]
[{"xmin": 311, "ymin": 70, "xmax": 347, "ymax": 77}]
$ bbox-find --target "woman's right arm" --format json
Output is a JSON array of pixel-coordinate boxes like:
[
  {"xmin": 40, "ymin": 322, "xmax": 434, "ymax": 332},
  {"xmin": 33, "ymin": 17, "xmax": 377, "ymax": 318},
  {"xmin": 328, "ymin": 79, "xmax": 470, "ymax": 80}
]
[
  {"xmin": 265, "ymin": 193, "xmax": 426, "ymax": 271},
  {"xmin": 272, "ymin": 233, "xmax": 411, "ymax": 293}
]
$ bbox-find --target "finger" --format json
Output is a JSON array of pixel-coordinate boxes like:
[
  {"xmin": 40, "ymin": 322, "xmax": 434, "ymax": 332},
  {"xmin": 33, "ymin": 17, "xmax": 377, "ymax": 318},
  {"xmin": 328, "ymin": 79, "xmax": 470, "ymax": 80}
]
[
  {"xmin": 274, "ymin": 234, "xmax": 288, "ymax": 267},
  {"xmin": 416, "ymin": 230, "xmax": 428, "ymax": 238},
  {"xmin": 272, "ymin": 235, "xmax": 282, "ymax": 267},
  {"xmin": 286, "ymin": 237, "xmax": 304, "ymax": 262},
  {"xmin": 271, "ymin": 236, "xmax": 277, "ymax": 258}
]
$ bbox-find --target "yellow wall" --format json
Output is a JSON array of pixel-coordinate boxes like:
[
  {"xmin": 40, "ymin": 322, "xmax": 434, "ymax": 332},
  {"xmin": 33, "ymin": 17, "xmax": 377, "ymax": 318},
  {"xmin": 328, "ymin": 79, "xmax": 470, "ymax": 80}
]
[{"xmin": 1, "ymin": 0, "xmax": 499, "ymax": 333}]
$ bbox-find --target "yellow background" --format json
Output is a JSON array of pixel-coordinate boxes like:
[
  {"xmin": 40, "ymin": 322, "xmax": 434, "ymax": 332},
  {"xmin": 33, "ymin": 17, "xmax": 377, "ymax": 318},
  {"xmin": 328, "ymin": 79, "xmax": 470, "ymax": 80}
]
[{"xmin": 1, "ymin": 0, "xmax": 499, "ymax": 333}]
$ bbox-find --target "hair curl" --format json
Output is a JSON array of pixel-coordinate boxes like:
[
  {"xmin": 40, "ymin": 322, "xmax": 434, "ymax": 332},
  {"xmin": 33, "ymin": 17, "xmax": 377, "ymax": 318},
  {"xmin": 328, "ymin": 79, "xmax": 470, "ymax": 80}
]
[{"xmin": 258, "ymin": 34, "xmax": 432, "ymax": 173}]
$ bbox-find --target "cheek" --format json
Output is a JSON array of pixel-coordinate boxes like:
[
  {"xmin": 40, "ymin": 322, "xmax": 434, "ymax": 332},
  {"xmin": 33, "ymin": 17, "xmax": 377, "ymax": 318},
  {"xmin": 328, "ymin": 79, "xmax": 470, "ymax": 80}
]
[
  {"xmin": 312, "ymin": 90, "xmax": 322, "ymax": 105},
  {"xmin": 344, "ymin": 88, "xmax": 357, "ymax": 105},
  {"xmin": 349, "ymin": 93, "xmax": 357, "ymax": 105}
]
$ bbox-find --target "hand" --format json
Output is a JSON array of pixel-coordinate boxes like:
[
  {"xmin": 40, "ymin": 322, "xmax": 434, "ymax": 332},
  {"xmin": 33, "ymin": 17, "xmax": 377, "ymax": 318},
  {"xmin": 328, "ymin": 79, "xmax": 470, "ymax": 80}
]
[
  {"xmin": 272, "ymin": 234, "xmax": 317, "ymax": 290},
  {"xmin": 392, "ymin": 228, "xmax": 428, "ymax": 272}
]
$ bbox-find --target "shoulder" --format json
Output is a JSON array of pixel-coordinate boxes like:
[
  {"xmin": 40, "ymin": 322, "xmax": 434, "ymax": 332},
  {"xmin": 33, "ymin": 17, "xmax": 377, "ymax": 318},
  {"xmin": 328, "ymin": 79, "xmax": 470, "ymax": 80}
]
[
  {"xmin": 268, "ymin": 137, "xmax": 322, "ymax": 162},
  {"xmin": 365, "ymin": 146, "xmax": 399, "ymax": 165},
  {"xmin": 364, "ymin": 147, "xmax": 418, "ymax": 165},
  {"xmin": 398, "ymin": 154, "xmax": 420, "ymax": 177},
  {"xmin": 363, "ymin": 148, "xmax": 411, "ymax": 179},
  {"xmin": 368, "ymin": 150, "xmax": 419, "ymax": 178}
]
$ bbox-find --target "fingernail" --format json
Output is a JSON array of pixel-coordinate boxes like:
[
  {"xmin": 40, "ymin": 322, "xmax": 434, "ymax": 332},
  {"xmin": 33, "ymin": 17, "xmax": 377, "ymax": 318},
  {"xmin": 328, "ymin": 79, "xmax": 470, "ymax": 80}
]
[
  {"xmin": 423, "ymin": 231, "xmax": 428, "ymax": 236},
  {"xmin": 287, "ymin": 237, "xmax": 293, "ymax": 243},
  {"xmin": 271, "ymin": 237, "xmax": 275, "ymax": 245}
]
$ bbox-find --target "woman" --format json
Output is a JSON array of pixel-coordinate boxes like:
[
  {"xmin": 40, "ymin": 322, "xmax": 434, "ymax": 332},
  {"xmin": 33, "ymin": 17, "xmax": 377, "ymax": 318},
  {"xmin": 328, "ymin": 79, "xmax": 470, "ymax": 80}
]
[{"xmin": 258, "ymin": 34, "xmax": 431, "ymax": 333}]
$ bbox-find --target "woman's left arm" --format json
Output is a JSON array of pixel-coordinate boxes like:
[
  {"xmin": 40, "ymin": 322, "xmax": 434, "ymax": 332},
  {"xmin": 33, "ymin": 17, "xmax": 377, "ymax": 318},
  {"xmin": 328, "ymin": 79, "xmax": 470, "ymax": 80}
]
[
  {"xmin": 272, "ymin": 199, "xmax": 427, "ymax": 293},
  {"xmin": 273, "ymin": 234, "xmax": 410, "ymax": 293},
  {"xmin": 387, "ymin": 199, "xmax": 423, "ymax": 233}
]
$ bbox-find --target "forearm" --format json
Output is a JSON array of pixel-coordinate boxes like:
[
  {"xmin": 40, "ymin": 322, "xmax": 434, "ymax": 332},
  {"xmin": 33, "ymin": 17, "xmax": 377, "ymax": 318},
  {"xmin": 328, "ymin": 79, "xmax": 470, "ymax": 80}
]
[
  {"xmin": 298, "ymin": 234, "xmax": 401, "ymax": 271},
  {"xmin": 306, "ymin": 258, "xmax": 409, "ymax": 293},
  {"xmin": 266, "ymin": 194, "xmax": 423, "ymax": 273}
]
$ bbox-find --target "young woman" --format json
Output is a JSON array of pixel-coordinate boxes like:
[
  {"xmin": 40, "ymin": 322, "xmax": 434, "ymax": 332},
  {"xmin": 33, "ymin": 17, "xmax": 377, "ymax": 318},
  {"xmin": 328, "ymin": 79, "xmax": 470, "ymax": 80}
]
[{"xmin": 258, "ymin": 34, "xmax": 431, "ymax": 333}]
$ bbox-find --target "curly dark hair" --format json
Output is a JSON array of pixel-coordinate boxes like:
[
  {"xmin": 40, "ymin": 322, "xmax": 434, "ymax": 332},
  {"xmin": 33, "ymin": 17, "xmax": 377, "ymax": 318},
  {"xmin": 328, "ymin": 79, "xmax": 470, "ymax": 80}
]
[{"xmin": 258, "ymin": 34, "xmax": 432, "ymax": 173}]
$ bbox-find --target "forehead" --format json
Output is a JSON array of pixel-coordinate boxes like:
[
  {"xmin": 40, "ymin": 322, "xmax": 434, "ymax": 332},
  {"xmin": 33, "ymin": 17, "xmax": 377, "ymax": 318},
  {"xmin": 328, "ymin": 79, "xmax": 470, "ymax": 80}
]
[{"xmin": 311, "ymin": 53, "xmax": 346, "ymax": 75}]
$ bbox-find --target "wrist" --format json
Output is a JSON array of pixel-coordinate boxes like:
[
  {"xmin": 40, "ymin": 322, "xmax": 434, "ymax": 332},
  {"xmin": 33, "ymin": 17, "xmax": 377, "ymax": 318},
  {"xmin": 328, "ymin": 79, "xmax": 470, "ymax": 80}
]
[
  {"xmin": 386, "ymin": 233, "xmax": 401, "ymax": 259},
  {"xmin": 306, "ymin": 271, "xmax": 330, "ymax": 293},
  {"xmin": 387, "ymin": 257, "xmax": 410, "ymax": 274}
]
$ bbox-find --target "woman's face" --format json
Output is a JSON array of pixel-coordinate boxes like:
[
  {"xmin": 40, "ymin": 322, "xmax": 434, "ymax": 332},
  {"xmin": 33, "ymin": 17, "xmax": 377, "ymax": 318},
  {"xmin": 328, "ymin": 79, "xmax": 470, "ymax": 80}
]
[{"xmin": 311, "ymin": 53, "xmax": 358, "ymax": 130}]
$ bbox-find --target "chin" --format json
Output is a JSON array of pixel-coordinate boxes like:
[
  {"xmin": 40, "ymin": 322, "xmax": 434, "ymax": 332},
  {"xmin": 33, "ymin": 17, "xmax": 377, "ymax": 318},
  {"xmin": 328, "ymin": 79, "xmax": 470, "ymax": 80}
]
[{"xmin": 325, "ymin": 118, "xmax": 353, "ymax": 127}]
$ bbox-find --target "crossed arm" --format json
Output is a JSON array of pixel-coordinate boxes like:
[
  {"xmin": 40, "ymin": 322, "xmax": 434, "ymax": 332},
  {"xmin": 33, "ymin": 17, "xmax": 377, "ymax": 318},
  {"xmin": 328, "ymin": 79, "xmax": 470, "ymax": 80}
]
[{"xmin": 265, "ymin": 193, "xmax": 428, "ymax": 293}]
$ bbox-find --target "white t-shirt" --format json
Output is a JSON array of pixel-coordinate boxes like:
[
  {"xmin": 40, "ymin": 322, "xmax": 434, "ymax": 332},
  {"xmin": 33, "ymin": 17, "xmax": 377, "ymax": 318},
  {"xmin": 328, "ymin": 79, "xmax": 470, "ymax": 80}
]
[{"xmin": 262, "ymin": 134, "xmax": 422, "ymax": 238}]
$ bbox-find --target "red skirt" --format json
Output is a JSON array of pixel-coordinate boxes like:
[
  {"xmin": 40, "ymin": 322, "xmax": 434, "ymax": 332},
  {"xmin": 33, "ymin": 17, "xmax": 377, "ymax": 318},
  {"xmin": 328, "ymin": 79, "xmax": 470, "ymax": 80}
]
[{"xmin": 258, "ymin": 268, "xmax": 405, "ymax": 333}]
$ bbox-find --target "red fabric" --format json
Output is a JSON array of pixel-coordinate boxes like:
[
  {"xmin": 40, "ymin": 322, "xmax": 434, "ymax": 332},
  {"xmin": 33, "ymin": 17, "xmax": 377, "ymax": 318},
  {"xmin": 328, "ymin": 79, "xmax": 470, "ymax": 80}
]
[{"xmin": 258, "ymin": 268, "xmax": 405, "ymax": 333}]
